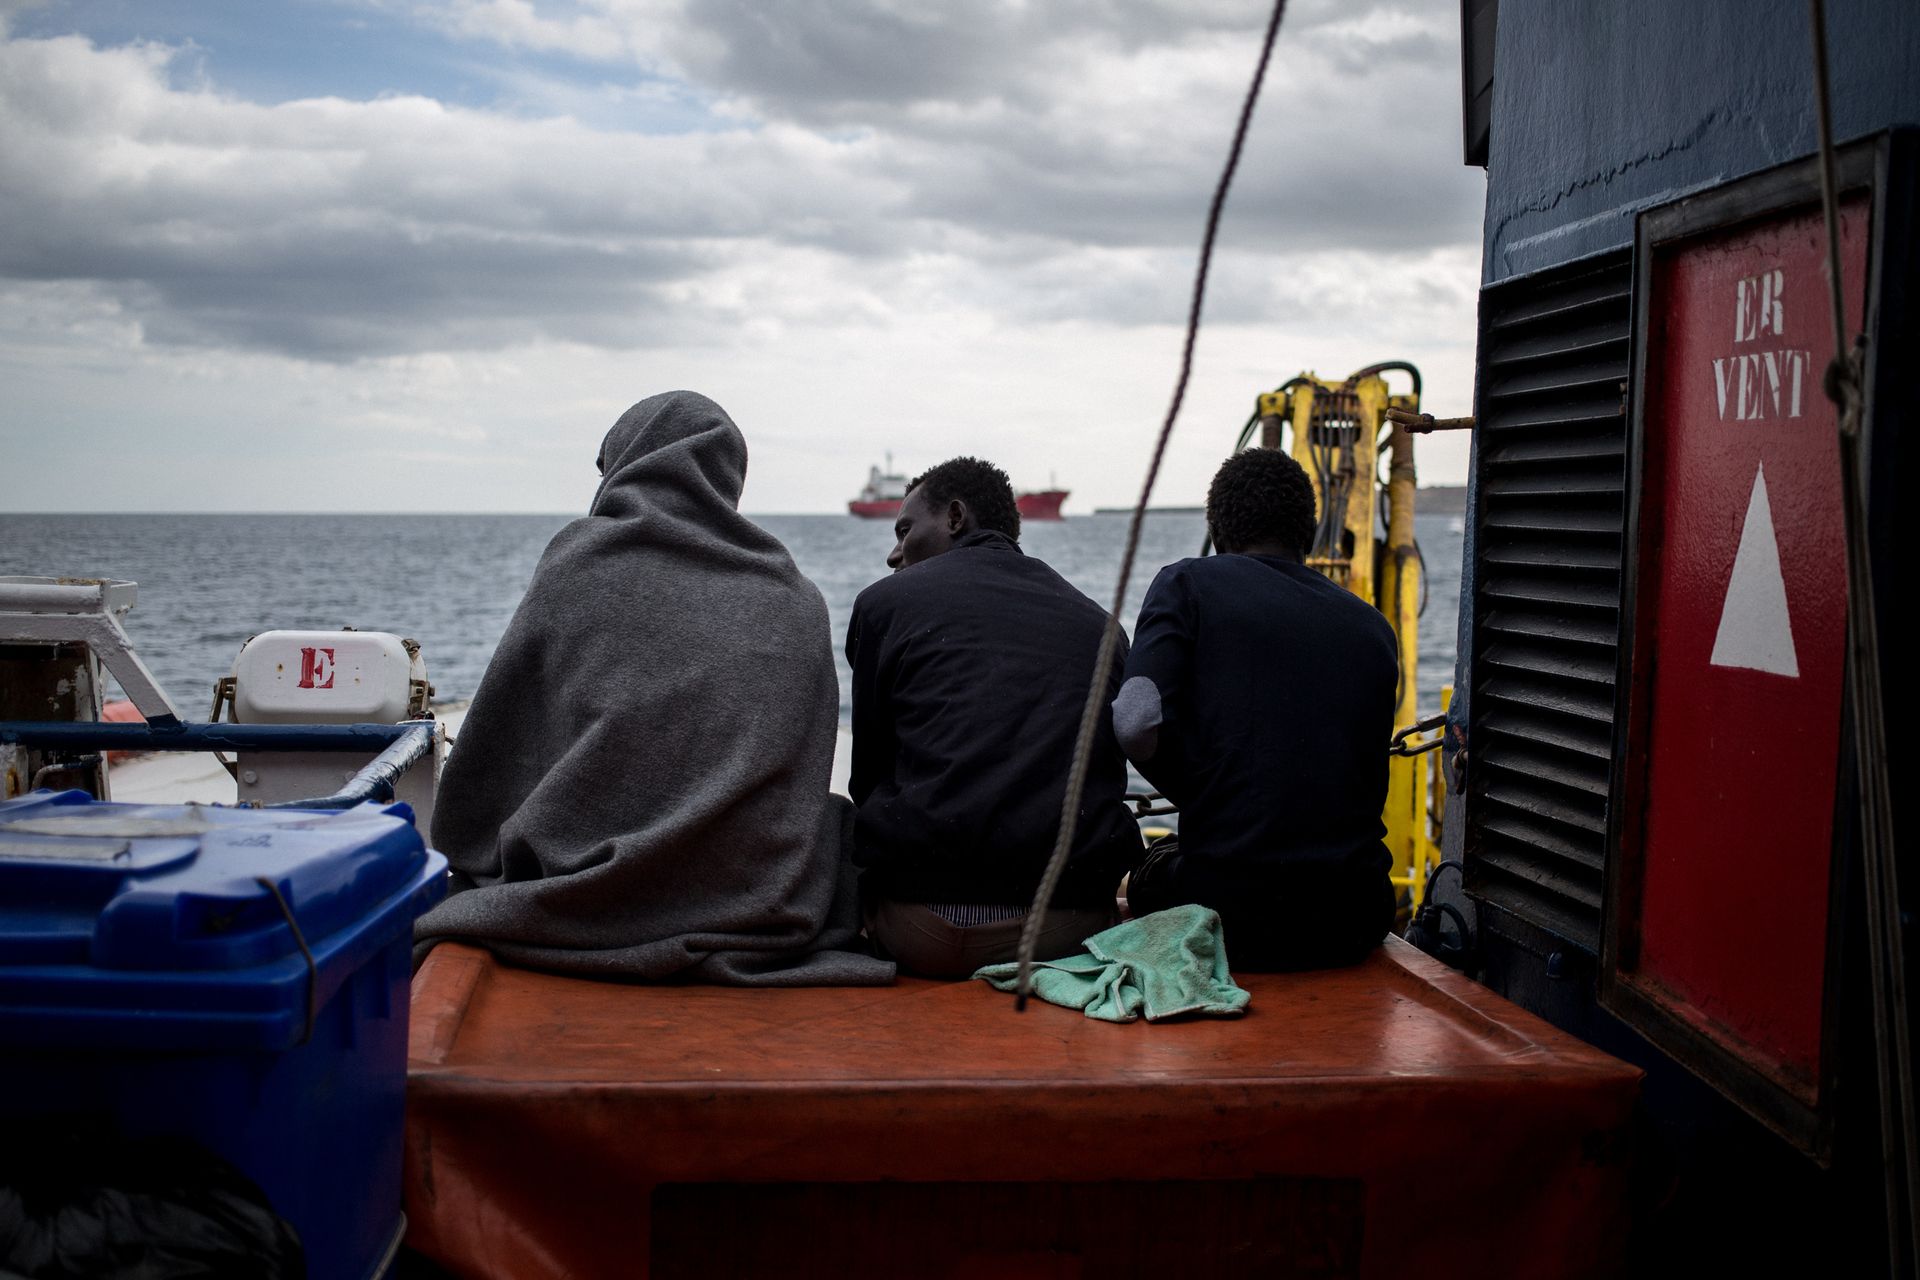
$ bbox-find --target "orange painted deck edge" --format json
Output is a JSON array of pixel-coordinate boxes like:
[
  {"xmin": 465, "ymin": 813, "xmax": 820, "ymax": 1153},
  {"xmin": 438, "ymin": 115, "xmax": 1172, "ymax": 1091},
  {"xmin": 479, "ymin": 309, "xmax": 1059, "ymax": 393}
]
[{"xmin": 405, "ymin": 938, "xmax": 1641, "ymax": 1279}]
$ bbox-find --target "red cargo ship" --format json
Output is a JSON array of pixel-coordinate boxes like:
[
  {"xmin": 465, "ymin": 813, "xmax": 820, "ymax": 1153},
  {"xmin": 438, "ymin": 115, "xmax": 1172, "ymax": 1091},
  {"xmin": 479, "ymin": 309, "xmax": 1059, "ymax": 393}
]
[
  {"xmin": 1015, "ymin": 488, "xmax": 1068, "ymax": 521},
  {"xmin": 848, "ymin": 460, "xmax": 1068, "ymax": 520},
  {"xmin": 846, "ymin": 461, "xmax": 909, "ymax": 518}
]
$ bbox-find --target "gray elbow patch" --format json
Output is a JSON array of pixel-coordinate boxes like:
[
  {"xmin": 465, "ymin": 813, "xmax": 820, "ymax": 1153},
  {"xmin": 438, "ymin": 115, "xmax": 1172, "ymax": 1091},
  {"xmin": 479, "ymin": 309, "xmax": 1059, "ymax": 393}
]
[{"xmin": 1112, "ymin": 675, "xmax": 1163, "ymax": 762}]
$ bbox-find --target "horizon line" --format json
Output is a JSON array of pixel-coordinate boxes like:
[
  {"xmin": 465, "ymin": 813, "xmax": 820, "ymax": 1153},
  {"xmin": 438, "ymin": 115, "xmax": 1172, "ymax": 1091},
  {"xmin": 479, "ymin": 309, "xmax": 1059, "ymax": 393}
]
[{"xmin": 1, "ymin": 483, "xmax": 1471, "ymax": 519}]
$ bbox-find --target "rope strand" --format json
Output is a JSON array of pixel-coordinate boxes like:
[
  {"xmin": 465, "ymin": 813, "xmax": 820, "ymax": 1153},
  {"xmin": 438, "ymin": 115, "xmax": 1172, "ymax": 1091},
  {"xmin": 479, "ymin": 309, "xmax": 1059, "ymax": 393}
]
[{"xmin": 1012, "ymin": 0, "xmax": 1290, "ymax": 1008}]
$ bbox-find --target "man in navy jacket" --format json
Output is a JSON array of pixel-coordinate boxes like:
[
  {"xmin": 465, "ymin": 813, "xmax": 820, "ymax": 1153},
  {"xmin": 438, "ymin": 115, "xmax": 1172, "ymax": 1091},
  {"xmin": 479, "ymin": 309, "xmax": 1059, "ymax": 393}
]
[
  {"xmin": 1114, "ymin": 447, "xmax": 1399, "ymax": 970},
  {"xmin": 846, "ymin": 457, "xmax": 1141, "ymax": 976}
]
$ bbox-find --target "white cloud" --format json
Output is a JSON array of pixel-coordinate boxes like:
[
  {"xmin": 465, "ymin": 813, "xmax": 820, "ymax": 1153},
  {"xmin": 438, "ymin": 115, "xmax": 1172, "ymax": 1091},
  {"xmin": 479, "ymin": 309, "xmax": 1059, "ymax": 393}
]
[{"xmin": 0, "ymin": 0, "xmax": 1487, "ymax": 511}]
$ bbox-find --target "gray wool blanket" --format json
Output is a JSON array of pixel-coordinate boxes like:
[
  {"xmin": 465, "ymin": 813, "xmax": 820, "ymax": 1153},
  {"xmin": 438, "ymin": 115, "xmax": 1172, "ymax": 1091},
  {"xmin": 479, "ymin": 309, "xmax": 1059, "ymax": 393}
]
[{"xmin": 413, "ymin": 391, "xmax": 895, "ymax": 986}]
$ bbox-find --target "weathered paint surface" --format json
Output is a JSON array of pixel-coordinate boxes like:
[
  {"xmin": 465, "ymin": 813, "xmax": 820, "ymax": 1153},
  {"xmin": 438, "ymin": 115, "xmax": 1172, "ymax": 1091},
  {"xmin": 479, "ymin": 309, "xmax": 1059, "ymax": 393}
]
[{"xmin": 1483, "ymin": 0, "xmax": 1920, "ymax": 283}]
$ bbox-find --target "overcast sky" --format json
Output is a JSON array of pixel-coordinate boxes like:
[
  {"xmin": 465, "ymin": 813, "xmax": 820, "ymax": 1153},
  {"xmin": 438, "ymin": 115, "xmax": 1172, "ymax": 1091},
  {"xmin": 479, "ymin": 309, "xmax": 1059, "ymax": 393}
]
[{"xmin": 0, "ymin": 0, "xmax": 1486, "ymax": 514}]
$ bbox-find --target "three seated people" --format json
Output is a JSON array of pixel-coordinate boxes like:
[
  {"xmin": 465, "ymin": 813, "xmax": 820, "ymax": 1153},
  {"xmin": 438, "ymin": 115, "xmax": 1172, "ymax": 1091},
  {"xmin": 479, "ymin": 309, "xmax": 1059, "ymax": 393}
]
[{"xmin": 419, "ymin": 392, "xmax": 1397, "ymax": 984}]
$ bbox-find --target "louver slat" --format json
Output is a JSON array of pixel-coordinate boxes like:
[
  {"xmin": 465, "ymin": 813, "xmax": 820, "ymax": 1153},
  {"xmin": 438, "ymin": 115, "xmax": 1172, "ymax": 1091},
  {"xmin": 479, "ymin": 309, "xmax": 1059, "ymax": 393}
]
[
  {"xmin": 1479, "ymin": 674, "xmax": 1614, "ymax": 725},
  {"xmin": 1483, "ymin": 432, "xmax": 1625, "ymax": 466},
  {"xmin": 1477, "ymin": 703, "xmax": 1613, "ymax": 760},
  {"xmin": 1485, "ymin": 272, "xmax": 1631, "ymax": 330},
  {"xmin": 1480, "ymin": 572, "xmax": 1619, "ymax": 612},
  {"xmin": 1477, "ymin": 741, "xmax": 1612, "ymax": 798},
  {"xmin": 1479, "ymin": 404, "xmax": 1623, "ymax": 434},
  {"xmin": 1482, "ymin": 775, "xmax": 1608, "ymax": 837},
  {"xmin": 1482, "ymin": 543, "xmax": 1621, "ymax": 571},
  {"xmin": 1482, "ymin": 504, "xmax": 1622, "ymax": 535},
  {"xmin": 1482, "ymin": 469, "xmax": 1625, "ymax": 497},
  {"xmin": 1485, "ymin": 360, "xmax": 1627, "ymax": 400},
  {"xmin": 1481, "ymin": 638, "xmax": 1616, "ymax": 686},
  {"xmin": 1484, "ymin": 317, "xmax": 1627, "ymax": 367},
  {"xmin": 1464, "ymin": 253, "xmax": 1631, "ymax": 953}
]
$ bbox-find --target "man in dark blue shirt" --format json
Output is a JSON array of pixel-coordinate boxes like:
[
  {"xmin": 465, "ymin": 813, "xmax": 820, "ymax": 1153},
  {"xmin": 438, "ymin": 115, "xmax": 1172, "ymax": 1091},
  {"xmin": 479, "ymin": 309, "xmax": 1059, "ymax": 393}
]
[
  {"xmin": 846, "ymin": 457, "xmax": 1141, "ymax": 976},
  {"xmin": 1113, "ymin": 448, "xmax": 1398, "ymax": 970}
]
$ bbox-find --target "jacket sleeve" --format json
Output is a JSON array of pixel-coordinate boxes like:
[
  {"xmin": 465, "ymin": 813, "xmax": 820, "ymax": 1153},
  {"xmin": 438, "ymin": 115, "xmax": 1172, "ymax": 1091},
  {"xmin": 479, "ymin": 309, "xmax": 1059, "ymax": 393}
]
[
  {"xmin": 1114, "ymin": 564, "xmax": 1194, "ymax": 803},
  {"xmin": 845, "ymin": 591, "xmax": 896, "ymax": 806}
]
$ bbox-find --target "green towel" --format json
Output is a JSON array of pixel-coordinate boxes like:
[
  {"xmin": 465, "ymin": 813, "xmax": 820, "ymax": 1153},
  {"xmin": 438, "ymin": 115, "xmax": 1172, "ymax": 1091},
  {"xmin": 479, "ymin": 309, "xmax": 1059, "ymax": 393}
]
[{"xmin": 974, "ymin": 904, "xmax": 1251, "ymax": 1023}]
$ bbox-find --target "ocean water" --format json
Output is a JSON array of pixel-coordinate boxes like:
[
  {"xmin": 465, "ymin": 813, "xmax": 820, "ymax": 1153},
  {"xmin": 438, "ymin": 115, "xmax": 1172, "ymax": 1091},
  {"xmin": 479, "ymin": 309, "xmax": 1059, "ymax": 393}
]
[{"xmin": 0, "ymin": 512, "xmax": 1464, "ymax": 722}]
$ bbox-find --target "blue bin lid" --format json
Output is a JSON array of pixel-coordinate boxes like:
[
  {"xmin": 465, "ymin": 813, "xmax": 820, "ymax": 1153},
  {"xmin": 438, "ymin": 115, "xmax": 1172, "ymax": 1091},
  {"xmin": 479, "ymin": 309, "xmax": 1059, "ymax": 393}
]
[{"xmin": 0, "ymin": 790, "xmax": 447, "ymax": 1050}]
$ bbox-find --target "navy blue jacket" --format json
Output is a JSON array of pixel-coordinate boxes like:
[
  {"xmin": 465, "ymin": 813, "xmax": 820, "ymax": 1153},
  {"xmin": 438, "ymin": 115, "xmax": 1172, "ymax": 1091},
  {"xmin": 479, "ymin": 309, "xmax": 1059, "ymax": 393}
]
[
  {"xmin": 1115, "ymin": 553, "xmax": 1398, "ymax": 879},
  {"xmin": 846, "ymin": 531, "xmax": 1142, "ymax": 907}
]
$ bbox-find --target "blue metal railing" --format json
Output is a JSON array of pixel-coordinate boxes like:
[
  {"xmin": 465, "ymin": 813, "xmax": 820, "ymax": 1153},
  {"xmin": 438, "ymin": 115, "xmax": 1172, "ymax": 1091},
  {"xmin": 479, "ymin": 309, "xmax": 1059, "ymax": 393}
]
[{"xmin": 0, "ymin": 720, "xmax": 437, "ymax": 809}]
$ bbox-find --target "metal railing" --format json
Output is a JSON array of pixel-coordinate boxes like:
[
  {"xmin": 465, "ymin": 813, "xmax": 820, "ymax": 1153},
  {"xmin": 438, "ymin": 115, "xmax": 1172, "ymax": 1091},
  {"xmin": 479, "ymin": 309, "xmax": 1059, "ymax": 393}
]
[{"xmin": 0, "ymin": 720, "xmax": 437, "ymax": 809}]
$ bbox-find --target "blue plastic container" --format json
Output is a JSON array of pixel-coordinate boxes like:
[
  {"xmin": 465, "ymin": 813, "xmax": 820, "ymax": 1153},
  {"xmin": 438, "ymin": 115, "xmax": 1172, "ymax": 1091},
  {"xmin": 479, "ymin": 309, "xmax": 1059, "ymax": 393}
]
[{"xmin": 0, "ymin": 790, "xmax": 447, "ymax": 1280}]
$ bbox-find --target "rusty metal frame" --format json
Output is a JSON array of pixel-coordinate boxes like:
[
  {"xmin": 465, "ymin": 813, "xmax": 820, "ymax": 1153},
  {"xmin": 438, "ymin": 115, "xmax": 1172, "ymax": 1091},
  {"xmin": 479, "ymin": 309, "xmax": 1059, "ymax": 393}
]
[{"xmin": 1603, "ymin": 133, "xmax": 1893, "ymax": 1161}]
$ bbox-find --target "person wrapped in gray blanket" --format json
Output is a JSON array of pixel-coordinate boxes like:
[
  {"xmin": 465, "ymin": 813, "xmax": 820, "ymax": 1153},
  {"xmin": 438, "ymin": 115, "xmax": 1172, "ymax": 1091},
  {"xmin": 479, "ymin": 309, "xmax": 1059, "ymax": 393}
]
[{"xmin": 413, "ymin": 391, "xmax": 895, "ymax": 986}]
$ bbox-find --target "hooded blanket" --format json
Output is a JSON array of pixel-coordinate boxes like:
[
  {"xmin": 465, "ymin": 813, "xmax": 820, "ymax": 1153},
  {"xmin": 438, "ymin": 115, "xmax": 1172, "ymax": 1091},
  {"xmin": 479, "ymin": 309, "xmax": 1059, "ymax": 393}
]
[{"xmin": 413, "ymin": 391, "xmax": 894, "ymax": 986}]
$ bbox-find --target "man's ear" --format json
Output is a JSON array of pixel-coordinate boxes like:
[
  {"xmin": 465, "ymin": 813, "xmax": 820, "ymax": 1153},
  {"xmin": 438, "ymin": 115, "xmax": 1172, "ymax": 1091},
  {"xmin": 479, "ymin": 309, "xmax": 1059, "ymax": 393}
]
[{"xmin": 947, "ymin": 499, "xmax": 970, "ymax": 535}]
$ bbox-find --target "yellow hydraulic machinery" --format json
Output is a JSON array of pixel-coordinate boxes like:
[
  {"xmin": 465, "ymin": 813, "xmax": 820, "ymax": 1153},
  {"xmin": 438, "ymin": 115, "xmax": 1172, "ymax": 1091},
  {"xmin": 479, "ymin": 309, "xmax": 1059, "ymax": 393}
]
[{"xmin": 1242, "ymin": 363, "xmax": 1448, "ymax": 914}]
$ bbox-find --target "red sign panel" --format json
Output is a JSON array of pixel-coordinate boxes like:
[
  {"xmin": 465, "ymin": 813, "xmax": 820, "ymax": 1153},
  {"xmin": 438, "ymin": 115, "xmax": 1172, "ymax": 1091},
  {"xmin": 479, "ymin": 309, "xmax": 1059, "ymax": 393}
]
[{"xmin": 1615, "ymin": 193, "xmax": 1867, "ymax": 1120}]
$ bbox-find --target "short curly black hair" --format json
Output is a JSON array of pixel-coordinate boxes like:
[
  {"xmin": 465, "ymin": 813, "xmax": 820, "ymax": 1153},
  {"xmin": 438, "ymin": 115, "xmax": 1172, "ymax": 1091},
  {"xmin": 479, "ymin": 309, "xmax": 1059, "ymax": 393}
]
[
  {"xmin": 1207, "ymin": 447, "xmax": 1317, "ymax": 557},
  {"xmin": 908, "ymin": 456, "xmax": 1021, "ymax": 540}
]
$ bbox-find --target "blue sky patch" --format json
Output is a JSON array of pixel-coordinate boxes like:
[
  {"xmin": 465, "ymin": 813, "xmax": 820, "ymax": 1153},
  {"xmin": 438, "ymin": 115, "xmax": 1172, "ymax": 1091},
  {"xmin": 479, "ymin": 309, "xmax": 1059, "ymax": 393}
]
[{"xmin": 10, "ymin": 0, "xmax": 728, "ymax": 133}]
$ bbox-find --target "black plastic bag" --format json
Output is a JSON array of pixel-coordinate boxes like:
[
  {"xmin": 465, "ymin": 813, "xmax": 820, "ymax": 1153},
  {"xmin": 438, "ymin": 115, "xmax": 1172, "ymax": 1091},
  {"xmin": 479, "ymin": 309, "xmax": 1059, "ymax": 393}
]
[{"xmin": 0, "ymin": 1123, "xmax": 304, "ymax": 1279}]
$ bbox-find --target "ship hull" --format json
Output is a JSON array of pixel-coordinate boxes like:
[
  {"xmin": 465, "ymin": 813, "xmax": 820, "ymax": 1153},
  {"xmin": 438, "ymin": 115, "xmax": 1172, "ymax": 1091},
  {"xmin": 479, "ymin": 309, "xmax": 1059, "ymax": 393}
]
[
  {"xmin": 851, "ymin": 492, "xmax": 1068, "ymax": 519},
  {"xmin": 1016, "ymin": 490, "xmax": 1068, "ymax": 521}
]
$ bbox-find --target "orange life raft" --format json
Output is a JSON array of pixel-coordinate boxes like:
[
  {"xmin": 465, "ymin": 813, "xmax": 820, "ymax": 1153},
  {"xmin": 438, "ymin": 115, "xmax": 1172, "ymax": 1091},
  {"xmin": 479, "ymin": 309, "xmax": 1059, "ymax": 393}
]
[
  {"xmin": 98, "ymin": 698, "xmax": 145, "ymax": 762},
  {"xmin": 404, "ymin": 938, "xmax": 1640, "ymax": 1279}
]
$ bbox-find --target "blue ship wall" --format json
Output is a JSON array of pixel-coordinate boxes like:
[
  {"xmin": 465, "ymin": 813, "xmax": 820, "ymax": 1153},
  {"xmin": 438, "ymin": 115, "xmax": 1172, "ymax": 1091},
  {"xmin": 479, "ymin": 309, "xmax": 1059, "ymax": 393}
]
[
  {"xmin": 1483, "ymin": 0, "xmax": 1920, "ymax": 284},
  {"xmin": 1448, "ymin": 0, "xmax": 1920, "ymax": 804}
]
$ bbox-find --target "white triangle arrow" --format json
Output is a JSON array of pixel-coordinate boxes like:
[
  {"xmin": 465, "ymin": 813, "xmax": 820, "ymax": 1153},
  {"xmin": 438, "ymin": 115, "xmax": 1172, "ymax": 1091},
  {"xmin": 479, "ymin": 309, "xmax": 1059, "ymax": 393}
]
[{"xmin": 1709, "ymin": 463, "xmax": 1799, "ymax": 677}]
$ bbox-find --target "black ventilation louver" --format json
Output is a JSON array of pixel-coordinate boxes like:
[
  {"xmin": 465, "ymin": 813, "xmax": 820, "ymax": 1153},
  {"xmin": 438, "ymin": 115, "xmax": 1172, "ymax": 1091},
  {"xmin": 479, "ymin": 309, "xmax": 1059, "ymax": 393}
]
[{"xmin": 1464, "ymin": 252, "xmax": 1632, "ymax": 952}]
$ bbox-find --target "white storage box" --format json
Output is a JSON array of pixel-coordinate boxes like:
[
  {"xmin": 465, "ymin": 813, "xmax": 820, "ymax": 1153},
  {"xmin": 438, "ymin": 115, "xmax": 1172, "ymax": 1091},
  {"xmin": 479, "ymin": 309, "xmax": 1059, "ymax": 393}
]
[
  {"xmin": 232, "ymin": 630, "xmax": 423, "ymax": 725},
  {"xmin": 227, "ymin": 630, "xmax": 441, "ymax": 826}
]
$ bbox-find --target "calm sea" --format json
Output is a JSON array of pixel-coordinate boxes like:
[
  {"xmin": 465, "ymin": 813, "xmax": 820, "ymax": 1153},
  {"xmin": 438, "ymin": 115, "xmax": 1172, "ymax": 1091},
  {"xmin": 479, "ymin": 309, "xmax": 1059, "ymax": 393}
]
[{"xmin": 0, "ymin": 512, "xmax": 1464, "ymax": 722}]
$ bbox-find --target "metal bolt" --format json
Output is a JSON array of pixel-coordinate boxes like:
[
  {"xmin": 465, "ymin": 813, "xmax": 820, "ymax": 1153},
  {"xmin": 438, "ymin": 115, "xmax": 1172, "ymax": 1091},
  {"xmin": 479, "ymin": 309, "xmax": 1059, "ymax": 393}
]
[{"xmin": 240, "ymin": 769, "xmax": 259, "ymax": 785}]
